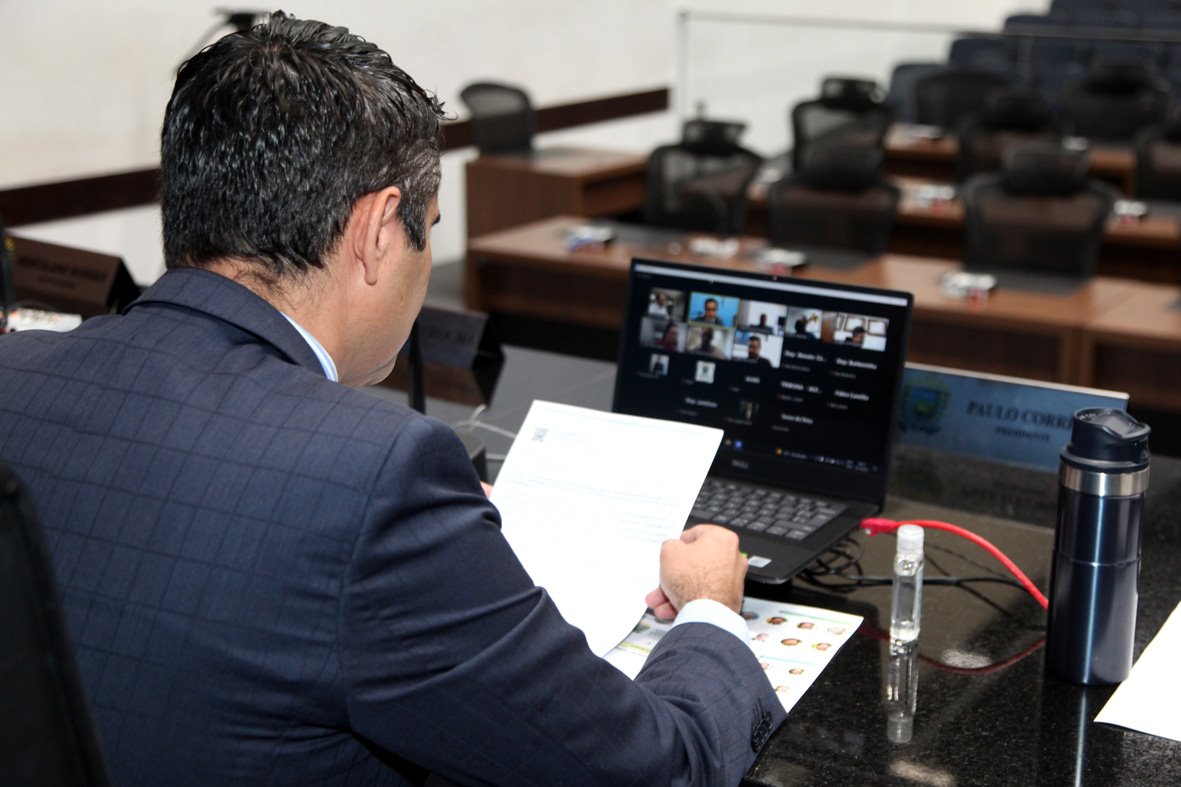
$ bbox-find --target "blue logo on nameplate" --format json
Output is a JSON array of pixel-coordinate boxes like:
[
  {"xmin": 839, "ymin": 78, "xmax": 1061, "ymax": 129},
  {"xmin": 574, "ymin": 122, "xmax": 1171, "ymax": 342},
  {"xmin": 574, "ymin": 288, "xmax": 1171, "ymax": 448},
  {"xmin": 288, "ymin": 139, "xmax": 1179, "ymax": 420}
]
[{"xmin": 895, "ymin": 363, "xmax": 1128, "ymax": 470}]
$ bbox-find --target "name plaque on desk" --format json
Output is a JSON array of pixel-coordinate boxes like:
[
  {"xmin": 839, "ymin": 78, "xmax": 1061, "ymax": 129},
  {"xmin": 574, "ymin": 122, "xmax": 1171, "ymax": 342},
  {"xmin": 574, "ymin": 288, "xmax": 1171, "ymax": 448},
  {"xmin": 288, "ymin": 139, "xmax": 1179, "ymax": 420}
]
[
  {"xmin": 895, "ymin": 363, "xmax": 1128, "ymax": 470},
  {"xmin": 9, "ymin": 235, "xmax": 139, "ymax": 317}
]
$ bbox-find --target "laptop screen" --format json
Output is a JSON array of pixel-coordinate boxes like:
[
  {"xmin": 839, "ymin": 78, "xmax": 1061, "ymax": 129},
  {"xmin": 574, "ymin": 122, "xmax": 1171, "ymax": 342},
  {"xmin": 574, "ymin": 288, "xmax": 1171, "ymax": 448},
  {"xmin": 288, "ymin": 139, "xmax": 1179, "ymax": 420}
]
[{"xmin": 613, "ymin": 258, "xmax": 913, "ymax": 505}]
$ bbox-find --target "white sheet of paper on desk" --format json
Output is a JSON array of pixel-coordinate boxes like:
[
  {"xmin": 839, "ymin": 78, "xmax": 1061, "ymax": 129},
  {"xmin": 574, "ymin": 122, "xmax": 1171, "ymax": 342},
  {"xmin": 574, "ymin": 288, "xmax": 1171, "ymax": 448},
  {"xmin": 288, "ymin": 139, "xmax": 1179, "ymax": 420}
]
[
  {"xmin": 492, "ymin": 400, "xmax": 722, "ymax": 656},
  {"xmin": 606, "ymin": 597, "xmax": 863, "ymax": 713},
  {"xmin": 1095, "ymin": 601, "xmax": 1181, "ymax": 742}
]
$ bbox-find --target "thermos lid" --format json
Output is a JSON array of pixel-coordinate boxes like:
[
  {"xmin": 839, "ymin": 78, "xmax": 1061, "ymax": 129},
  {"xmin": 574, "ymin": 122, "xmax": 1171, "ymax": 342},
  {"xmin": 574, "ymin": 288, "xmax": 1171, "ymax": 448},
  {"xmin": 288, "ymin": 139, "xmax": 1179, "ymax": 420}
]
[{"xmin": 1061, "ymin": 408, "xmax": 1150, "ymax": 473}]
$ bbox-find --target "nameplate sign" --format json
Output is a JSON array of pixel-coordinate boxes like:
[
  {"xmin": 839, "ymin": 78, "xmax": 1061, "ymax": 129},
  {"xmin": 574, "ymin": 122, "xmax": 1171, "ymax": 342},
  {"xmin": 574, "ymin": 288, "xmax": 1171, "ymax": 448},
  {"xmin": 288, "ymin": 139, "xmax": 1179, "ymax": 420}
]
[
  {"xmin": 382, "ymin": 306, "xmax": 505, "ymax": 405},
  {"xmin": 895, "ymin": 363, "xmax": 1129, "ymax": 470},
  {"xmin": 10, "ymin": 235, "xmax": 139, "ymax": 317}
]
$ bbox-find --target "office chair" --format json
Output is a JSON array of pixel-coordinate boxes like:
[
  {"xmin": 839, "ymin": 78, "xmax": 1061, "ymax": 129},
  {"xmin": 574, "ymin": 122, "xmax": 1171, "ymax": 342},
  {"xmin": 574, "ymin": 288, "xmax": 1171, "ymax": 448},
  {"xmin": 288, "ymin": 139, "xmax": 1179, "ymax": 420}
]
[
  {"xmin": 459, "ymin": 81, "xmax": 536, "ymax": 155},
  {"xmin": 1002, "ymin": 13, "xmax": 1065, "ymax": 33},
  {"xmin": 766, "ymin": 144, "xmax": 901, "ymax": 255},
  {"xmin": 1134, "ymin": 111, "xmax": 1181, "ymax": 199},
  {"xmin": 681, "ymin": 118, "xmax": 746, "ymax": 150},
  {"xmin": 1089, "ymin": 40, "xmax": 1164, "ymax": 73},
  {"xmin": 948, "ymin": 36, "xmax": 1018, "ymax": 76},
  {"xmin": 0, "ymin": 462, "xmax": 112, "ymax": 786},
  {"xmin": 961, "ymin": 142, "xmax": 1117, "ymax": 279},
  {"xmin": 644, "ymin": 122, "xmax": 763, "ymax": 235},
  {"xmin": 1059, "ymin": 60, "xmax": 1170, "ymax": 143},
  {"xmin": 1021, "ymin": 37, "xmax": 1090, "ymax": 109},
  {"xmin": 885, "ymin": 62, "xmax": 946, "ymax": 124},
  {"xmin": 957, "ymin": 88, "xmax": 1060, "ymax": 180},
  {"xmin": 913, "ymin": 68, "xmax": 1015, "ymax": 130},
  {"xmin": 790, "ymin": 77, "xmax": 891, "ymax": 171}
]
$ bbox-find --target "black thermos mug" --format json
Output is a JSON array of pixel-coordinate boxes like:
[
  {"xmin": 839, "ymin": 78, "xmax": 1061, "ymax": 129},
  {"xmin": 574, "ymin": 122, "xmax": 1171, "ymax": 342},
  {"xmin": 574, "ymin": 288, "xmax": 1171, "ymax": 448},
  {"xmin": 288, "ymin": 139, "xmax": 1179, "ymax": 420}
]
[{"xmin": 1046, "ymin": 408, "xmax": 1150, "ymax": 685}]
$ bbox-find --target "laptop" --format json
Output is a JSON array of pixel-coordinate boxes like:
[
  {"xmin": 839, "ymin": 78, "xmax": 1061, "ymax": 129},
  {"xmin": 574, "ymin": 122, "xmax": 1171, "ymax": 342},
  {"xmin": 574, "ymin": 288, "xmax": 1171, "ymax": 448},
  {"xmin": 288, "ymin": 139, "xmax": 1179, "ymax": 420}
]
[{"xmin": 612, "ymin": 258, "xmax": 914, "ymax": 584}]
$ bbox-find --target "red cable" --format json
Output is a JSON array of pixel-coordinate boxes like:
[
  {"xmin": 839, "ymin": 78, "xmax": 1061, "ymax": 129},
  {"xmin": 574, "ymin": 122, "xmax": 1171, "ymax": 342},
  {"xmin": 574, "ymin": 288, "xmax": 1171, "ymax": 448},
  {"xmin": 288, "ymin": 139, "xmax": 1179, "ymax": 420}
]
[{"xmin": 861, "ymin": 517, "xmax": 1049, "ymax": 610}]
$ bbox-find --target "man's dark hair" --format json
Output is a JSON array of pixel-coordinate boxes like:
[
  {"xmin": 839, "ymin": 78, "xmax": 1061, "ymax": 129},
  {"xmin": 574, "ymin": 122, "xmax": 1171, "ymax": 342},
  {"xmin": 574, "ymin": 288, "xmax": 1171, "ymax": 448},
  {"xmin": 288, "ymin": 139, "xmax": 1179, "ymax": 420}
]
[{"xmin": 161, "ymin": 11, "xmax": 445, "ymax": 278}]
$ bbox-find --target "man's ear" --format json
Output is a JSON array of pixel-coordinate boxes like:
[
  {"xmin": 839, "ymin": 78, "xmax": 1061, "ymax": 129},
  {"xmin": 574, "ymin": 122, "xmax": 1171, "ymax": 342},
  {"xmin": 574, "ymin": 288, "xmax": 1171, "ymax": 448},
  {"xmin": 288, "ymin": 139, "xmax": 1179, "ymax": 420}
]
[{"xmin": 353, "ymin": 186, "xmax": 403, "ymax": 286}]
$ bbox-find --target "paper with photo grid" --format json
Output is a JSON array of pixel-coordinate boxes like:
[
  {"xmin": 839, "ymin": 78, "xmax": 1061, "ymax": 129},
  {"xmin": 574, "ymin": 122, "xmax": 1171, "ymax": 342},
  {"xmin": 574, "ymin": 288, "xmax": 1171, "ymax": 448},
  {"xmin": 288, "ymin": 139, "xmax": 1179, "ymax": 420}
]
[
  {"xmin": 606, "ymin": 597, "xmax": 863, "ymax": 713},
  {"xmin": 492, "ymin": 400, "xmax": 723, "ymax": 657}
]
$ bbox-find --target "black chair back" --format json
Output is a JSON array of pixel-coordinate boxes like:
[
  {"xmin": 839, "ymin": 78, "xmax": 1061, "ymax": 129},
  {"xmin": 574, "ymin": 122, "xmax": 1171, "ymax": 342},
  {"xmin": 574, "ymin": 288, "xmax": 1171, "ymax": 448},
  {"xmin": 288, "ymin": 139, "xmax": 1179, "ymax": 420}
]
[
  {"xmin": 1060, "ymin": 60, "xmax": 1170, "ymax": 142},
  {"xmin": 913, "ymin": 68, "xmax": 1014, "ymax": 129},
  {"xmin": 885, "ymin": 62, "xmax": 946, "ymax": 124},
  {"xmin": 767, "ymin": 145, "xmax": 900, "ymax": 255},
  {"xmin": 961, "ymin": 142, "xmax": 1116, "ymax": 279},
  {"xmin": 681, "ymin": 119, "xmax": 748, "ymax": 155},
  {"xmin": 0, "ymin": 462, "xmax": 112, "ymax": 786},
  {"xmin": 957, "ymin": 89, "xmax": 1059, "ymax": 180},
  {"xmin": 1134, "ymin": 111, "xmax": 1181, "ymax": 199},
  {"xmin": 459, "ymin": 82, "xmax": 536, "ymax": 154},
  {"xmin": 645, "ymin": 140, "xmax": 763, "ymax": 235},
  {"xmin": 790, "ymin": 78, "xmax": 891, "ymax": 171}
]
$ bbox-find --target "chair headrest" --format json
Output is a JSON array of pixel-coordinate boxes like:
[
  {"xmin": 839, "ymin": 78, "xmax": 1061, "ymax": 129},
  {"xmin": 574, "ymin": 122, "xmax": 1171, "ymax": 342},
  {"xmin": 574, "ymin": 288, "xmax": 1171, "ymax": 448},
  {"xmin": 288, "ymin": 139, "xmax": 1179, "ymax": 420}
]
[
  {"xmin": 681, "ymin": 119, "xmax": 747, "ymax": 155},
  {"xmin": 819, "ymin": 76, "xmax": 885, "ymax": 109},
  {"xmin": 1001, "ymin": 143, "xmax": 1089, "ymax": 195},
  {"xmin": 799, "ymin": 144, "xmax": 884, "ymax": 190},
  {"xmin": 980, "ymin": 89, "xmax": 1052, "ymax": 132},
  {"xmin": 1161, "ymin": 107, "xmax": 1181, "ymax": 142},
  {"xmin": 1084, "ymin": 59, "xmax": 1155, "ymax": 94}
]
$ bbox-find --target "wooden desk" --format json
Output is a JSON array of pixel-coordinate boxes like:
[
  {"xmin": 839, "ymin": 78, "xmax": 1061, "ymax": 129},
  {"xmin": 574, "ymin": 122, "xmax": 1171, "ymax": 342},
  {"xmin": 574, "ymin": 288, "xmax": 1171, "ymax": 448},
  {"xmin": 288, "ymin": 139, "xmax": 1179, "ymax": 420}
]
[
  {"xmin": 792, "ymin": 254, "xmax": 1145, "ymax": 385},
  {"xmin": 1082, "ymin": 285, "xmax": 1181, "ymax": 413},
  {"xmin": 883, "ymin": 125, "xmax": 1137, "ymax": 194},
  {"xmin": 746, "ymin": 172, "xmax": 1181, "ymax": 285},
  {"xmin": 890, "ymin": 179, "xmax": 1181, "ymax": 285},
  {"xmin": 465, "ymin": 216, "xmax": 768, "ymax": 356},
  {"xmin": 464, "ymin": 147, "xmax": 647, "ymax": 238},
  {"xmin": 465, "ymin": 216, "xmax": 1151, "ymax": 388}
]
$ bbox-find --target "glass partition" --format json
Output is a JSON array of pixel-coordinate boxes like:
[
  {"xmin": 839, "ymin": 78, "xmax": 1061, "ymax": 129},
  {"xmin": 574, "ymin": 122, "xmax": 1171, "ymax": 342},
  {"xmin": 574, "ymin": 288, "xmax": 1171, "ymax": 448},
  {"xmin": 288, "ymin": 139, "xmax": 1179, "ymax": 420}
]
[{"xmin": 677, "ymin": 9, "xmax": 1181, "ymax": 160}]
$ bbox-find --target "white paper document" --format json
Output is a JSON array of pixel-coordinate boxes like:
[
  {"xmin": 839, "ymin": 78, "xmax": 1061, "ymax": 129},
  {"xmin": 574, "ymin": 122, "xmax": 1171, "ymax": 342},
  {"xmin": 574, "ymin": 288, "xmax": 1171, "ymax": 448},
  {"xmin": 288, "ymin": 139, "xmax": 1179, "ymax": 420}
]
[
  {"xmin": 1095, "ymin": 601, "xmax": 1181, "ymax": 742},
  {"xmin": 491, "ymin": 401, "xmax": 723, "ymax": 656}
]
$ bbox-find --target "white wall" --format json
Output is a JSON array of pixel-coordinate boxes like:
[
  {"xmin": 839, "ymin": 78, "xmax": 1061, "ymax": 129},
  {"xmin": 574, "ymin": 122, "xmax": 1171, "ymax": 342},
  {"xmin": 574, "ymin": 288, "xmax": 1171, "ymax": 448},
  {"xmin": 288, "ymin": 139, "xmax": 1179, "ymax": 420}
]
[{"xmin": 1, "ymin": 1, "xmax": 1042, "ymax": 264}]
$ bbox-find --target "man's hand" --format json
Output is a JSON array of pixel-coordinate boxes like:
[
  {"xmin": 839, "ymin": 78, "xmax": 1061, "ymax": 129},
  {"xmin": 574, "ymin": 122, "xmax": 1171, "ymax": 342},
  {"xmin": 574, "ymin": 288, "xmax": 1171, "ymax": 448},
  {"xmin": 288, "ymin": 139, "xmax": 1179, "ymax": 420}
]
[{"xmin": 647, "ymin": 525, "xmax": 747, "ymax": 620}]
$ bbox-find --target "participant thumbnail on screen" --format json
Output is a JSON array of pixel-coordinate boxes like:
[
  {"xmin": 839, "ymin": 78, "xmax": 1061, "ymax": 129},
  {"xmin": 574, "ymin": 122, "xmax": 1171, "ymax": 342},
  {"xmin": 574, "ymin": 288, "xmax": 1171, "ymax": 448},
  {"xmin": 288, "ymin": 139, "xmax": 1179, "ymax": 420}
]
[
  {"xmin": 647, "ymin": 288, "xmax": 685, "ymax": 322},
  {"xmin": 786, "ymin": 307, "xmax": 822, "ymax": 340},
  {"xmin": 641, "ymin": 316, "xmax": 685, "ymax": 352},
  {"xmin": 649, "ymin": 353, "xmax": 669, "ymax": 376},
  {"xmin": 821, "ymin": 312, "xmax": 890, "ymax": 352},
  {"xmin": 732, "ymin": 330, "xmax": 782, "ymax": 368},
  {"xmin": 687, "ymin": 325, "xmax": 734, "ymax": 359},
  {"xmin": 688, "ymin": 292, "xmax": 740, "ymax": 327},
  {"xmin": 737, "ymin": 301, "xmax": 788, "ymax": 336}
]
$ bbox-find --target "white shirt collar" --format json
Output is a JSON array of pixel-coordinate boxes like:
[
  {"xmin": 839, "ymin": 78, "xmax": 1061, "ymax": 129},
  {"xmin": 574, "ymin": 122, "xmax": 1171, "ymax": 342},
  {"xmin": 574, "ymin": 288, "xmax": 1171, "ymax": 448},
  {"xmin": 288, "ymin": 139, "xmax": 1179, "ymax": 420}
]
[{"xmin": 280, "ymin": 312, "xmax": 339, "ymax": 382}]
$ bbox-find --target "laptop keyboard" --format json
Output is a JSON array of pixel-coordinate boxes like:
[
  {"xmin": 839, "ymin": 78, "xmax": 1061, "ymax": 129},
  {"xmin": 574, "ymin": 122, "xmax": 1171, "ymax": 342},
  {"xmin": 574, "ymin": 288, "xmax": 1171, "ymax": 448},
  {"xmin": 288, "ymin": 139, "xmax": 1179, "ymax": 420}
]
[{"xmin": 690, "ymin": 479, "xmax": 846, "ymax": 542}]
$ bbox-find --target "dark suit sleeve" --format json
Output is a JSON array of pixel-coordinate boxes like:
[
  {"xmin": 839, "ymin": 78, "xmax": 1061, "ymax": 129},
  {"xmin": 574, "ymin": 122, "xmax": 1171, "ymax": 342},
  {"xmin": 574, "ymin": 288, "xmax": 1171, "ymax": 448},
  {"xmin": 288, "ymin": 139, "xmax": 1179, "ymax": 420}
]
[{"xmin": 338, "ymin": 416, "xmax": 785, "ymax": 786}]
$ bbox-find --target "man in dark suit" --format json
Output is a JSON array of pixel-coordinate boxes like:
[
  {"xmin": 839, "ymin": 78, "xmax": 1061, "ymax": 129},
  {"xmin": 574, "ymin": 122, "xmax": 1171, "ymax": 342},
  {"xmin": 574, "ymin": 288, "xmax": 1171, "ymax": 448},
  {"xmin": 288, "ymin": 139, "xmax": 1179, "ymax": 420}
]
[{"xmin": 0, "ymin": 11, "xmax": 784, "ymax": 786}]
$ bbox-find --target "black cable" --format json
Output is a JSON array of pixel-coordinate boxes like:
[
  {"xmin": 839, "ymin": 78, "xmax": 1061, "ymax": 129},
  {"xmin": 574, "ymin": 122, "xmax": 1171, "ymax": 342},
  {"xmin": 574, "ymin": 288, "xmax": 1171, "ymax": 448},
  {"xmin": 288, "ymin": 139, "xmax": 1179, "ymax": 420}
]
[{"xmin": 798, "ymin": 534, "xmax": 1032, "ymax": 597}]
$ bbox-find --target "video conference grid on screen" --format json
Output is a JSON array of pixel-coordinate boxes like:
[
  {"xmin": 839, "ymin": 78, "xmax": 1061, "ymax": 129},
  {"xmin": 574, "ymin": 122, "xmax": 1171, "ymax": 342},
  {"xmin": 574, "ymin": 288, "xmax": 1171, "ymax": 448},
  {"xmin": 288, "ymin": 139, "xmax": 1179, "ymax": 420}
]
[{"xmin": 618, "ymin": 263, "xmax": 910, "ymax": 478}]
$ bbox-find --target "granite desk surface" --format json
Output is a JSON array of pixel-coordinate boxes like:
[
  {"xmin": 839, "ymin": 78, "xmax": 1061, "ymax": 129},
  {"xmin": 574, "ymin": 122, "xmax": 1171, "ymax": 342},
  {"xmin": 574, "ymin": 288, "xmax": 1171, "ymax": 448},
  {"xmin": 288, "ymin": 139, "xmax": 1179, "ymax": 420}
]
[
  {"xmin": 403, "ymin": 342, "xmax": 1179, "ymax": 786},
  {"xmin": 743, "ymin": 446, "xmax": 1181, "ymax": 786}
]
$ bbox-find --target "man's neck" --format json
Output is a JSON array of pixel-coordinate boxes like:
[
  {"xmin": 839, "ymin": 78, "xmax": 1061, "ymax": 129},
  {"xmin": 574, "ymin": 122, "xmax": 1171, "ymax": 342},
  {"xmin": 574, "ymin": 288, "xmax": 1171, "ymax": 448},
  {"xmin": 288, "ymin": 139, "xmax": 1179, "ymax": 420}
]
[{"xmin": 201, "ymin": 258, "xmax": 347, "ymax": 368}]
